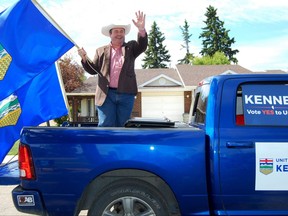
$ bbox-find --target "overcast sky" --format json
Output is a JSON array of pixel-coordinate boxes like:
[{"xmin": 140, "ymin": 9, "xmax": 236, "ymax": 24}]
[{"xmin": 2, "ymin": 0, "xmax": 288, "ymax": 72}]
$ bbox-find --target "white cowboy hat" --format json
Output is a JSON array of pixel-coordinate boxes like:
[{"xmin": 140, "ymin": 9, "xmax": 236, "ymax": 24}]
[{"xmin": 101, "ymin": 23, "xmax": 131, "ymax": 37}]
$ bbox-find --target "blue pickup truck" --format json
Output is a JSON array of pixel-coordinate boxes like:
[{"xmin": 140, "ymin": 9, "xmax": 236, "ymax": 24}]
[{"xmin": 11, "ymin": 74, "xmax": 288, "ymax": 216}]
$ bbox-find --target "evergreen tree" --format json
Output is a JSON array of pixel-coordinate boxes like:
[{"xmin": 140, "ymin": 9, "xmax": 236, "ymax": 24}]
[
  {"xmin": 178, "ymin": 19, "xmax": 194, "ymax": 64},
  {"xmin": 142, "ymin": 21, "xmax": 171, "ymax": 68},
  {"xmin": 199, "ymin": 5, "xmax": 239, "ymax": 64}
]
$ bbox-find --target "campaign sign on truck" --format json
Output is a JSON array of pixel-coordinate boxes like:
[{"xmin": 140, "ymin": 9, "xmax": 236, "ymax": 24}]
[
  {"xmin": 242, "ymin": 84, "xmax": 288, "ymax": 126},
  {"xmin": 255, "ymin": 142, "xmax": 288, "ymax": 190}
]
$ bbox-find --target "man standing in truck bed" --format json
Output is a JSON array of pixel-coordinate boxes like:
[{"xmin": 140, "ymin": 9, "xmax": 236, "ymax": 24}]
[{"xmin": 78, "ymin": 11, "xmax": 148, "ymax": 127}]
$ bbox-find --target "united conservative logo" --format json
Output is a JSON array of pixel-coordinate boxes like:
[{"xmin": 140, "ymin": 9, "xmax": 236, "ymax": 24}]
[{"xmin": 259, "ymin": 158, "xmax": 273, "ymax": 175}]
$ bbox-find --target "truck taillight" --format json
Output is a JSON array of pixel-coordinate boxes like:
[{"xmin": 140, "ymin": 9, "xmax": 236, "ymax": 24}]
[{"xmin": 19, "ymin": 144, "xmax": 36, "ymax": 180}]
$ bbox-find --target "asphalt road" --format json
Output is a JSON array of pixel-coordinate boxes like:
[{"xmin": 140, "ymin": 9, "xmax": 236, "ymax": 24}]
[{"xmin": 0, "ymin": 185, "xmax": 31, "ymax": 216}]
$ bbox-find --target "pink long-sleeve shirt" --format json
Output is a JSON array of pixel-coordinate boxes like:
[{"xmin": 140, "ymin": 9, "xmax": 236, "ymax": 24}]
[{"xmin": 109, "ymin": 29, "xmax": 146, "ymax": 88}]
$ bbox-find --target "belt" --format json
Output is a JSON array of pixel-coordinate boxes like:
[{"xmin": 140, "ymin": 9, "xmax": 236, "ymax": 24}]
[{"xmin": 109, "ymin": 87, "xmax": 117, "ymax": 90}]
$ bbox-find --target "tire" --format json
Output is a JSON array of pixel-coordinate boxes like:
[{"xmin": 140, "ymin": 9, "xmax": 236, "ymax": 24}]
[{"xmin": 87, "ymin": 179, "xmax": 172, "ymax": 216}]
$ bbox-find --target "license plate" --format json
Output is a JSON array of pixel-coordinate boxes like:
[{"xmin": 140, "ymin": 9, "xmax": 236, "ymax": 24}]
[{"xmin": 17, "ymin": 195, "xmax": 35, "ymax": 206}]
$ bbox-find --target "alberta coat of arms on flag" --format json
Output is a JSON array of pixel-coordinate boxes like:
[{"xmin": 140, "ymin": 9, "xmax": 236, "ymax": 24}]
[{"xmin": 0, "ymin": 43, "xmax": 12, "ymax": 80}]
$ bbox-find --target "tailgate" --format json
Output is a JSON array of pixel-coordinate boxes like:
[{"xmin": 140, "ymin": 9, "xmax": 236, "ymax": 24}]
[{"xmin": 0, "ymin": 156, "xmax": 19, "ymax": 185}]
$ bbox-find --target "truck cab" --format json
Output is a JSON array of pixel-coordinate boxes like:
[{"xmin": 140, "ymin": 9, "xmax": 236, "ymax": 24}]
[{"xmin": 193, "ymin": 74, "xmax": 288, "ymax": 215}]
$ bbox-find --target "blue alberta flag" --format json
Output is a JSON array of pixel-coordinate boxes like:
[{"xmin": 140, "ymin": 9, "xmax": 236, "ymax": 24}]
[
  {"xmin": 0, "ymin": 0, "xmax": 74, "ymax": 100},
  {"xmin": 0, "ymin": 63, "xmax": 68, "ymax": 163},
  {"xmin": 0, "ymin": 0, "xmax": 75, "ymax": 163}
]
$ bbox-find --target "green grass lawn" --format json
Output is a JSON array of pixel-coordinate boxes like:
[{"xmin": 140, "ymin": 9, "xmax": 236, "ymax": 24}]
[{"xmin": 8, "ymin": 141, "xmax": 19, "ymax": 155}]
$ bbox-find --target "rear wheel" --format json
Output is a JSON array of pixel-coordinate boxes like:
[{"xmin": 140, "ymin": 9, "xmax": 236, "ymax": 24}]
[{"xmin": 87, "ymin": 179, "xmax": 172, "ymax": 216}]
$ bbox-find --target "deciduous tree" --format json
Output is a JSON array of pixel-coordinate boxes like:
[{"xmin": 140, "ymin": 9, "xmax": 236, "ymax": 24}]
[
  {"xmin": 59, "ymin": 54, "xmax": 85, "ymax": 93},
  {"xmin": 192, "ymin": 51, "xmax": 230, "ymax": 65}
]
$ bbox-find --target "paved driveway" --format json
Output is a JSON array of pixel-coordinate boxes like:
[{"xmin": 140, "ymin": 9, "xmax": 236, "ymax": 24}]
[
  {"xmin": 0, "ymin": 185, "xmax": 88, "ymax": 216},
  {"xmin": 0, "ymin": 185, "xmax": 31, "ymax": 216},
  {"xmin": 1, "ymin": 157, "xmax": 87, "ymax": 216}
]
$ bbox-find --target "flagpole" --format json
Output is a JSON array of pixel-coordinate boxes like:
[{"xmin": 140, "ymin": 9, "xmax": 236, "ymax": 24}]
[{"xmin": 55, "ymin": 61, "xmax": 72, "ymax": 120}]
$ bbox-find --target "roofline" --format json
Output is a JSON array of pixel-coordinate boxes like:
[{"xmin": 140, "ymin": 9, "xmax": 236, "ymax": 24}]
[
  {"xmin": 139, "ymin": 74, "xmax": 183, "ymax": 87},
  {"xmin": 175, "ymin": 66, "xmax": 186, "ymax": 87},
  {"xmin": 139, "ymin": 86, "xmax": 195, "ymax": 92},
  {"xmin": 67, "ymin": 87, "xmax": 195, "ymax": 96}
]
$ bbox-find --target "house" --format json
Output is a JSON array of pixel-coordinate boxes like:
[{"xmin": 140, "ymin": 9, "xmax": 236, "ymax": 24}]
[{"xmin": 66, "ymin": 65, "xmax": 287, "ymax": 124}]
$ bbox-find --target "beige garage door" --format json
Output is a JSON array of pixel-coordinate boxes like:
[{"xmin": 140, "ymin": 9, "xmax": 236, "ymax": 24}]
[{"xmin": 142, "ymin": 92, "xmax": 184, "ymax": 122}]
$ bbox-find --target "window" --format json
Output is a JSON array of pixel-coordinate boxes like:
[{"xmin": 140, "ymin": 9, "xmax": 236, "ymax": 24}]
[
  {"xmin": 235, "ymin": 82, "xmax": 288, "ymax": 126},
  {"xmin": 236, "ymin": 86, "xmax": 245, "ymax": 125},
  {"xmin": 192, "ymin": 83, "xmax": 210, "ymax": 124}
]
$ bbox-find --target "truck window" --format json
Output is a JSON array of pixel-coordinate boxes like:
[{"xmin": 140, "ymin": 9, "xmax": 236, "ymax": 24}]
[
  {"xmin": 193, "ymin": 83, "xmax": 210, "ymax": 124},
  {"xmin": 236, "ymin": 82, "xmax": 288, "ymax": 126},
  {"xmin": 235, "ymin": 86, "xmax": 245, "ymax": 125}
]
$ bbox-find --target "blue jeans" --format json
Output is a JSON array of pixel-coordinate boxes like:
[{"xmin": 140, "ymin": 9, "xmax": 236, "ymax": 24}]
[{"xmin": 97, "ymin": 88, "xmax": 135, "ymax": 127}]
